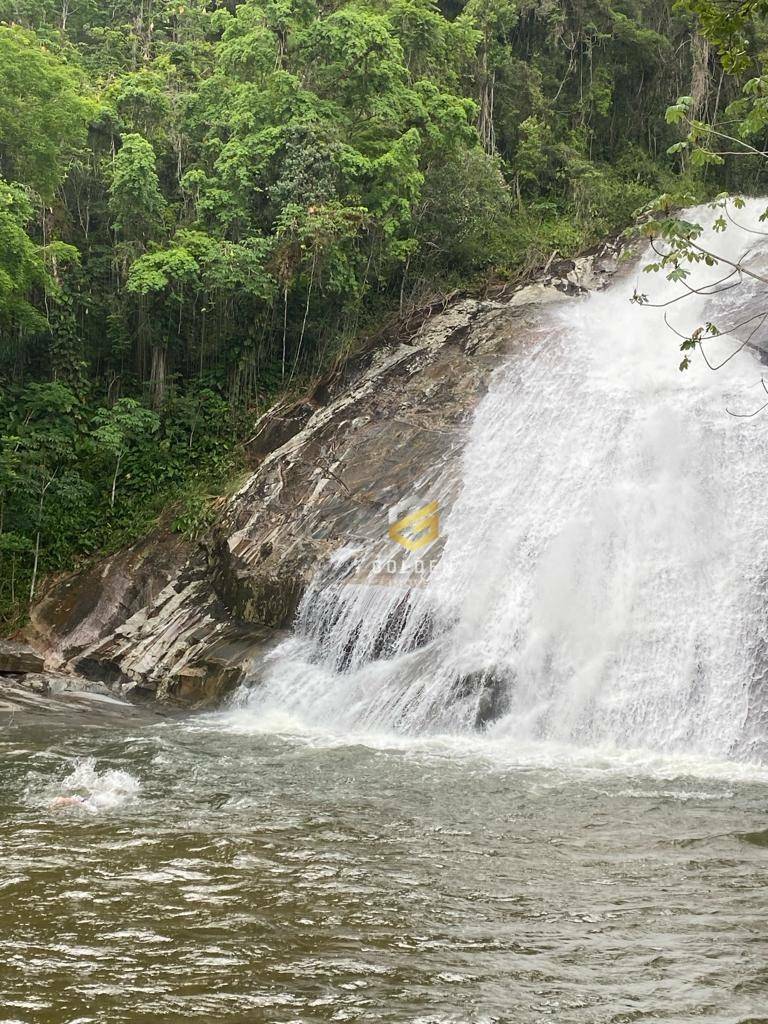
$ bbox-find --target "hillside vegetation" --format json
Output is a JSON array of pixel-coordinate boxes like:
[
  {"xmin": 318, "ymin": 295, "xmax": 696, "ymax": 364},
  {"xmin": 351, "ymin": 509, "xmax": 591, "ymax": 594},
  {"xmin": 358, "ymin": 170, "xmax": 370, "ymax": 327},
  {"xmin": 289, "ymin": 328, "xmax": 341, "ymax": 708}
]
[{"xmin": 0, "ymin": 0, "xmax": 762, "ymax": 625}]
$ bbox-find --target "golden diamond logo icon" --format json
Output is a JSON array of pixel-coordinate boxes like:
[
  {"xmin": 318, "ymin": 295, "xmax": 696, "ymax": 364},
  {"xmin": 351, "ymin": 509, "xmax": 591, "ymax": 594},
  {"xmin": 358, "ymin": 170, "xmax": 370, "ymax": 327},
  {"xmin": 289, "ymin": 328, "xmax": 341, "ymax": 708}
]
[{"xmin": 387, "ymin": 501, "xmax": 439, "ymax": 553}]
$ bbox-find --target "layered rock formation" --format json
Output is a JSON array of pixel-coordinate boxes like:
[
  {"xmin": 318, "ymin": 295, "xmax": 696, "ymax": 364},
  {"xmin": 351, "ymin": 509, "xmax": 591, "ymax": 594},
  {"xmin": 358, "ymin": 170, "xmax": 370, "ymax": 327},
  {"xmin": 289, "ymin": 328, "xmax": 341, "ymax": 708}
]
[
  {"xmin": 25, "ymin": 250, "xmax": 621, "ymax": 705},
  {"xmin": 0, "ymin": 640, "xmax": 44, "ymax": 674}
]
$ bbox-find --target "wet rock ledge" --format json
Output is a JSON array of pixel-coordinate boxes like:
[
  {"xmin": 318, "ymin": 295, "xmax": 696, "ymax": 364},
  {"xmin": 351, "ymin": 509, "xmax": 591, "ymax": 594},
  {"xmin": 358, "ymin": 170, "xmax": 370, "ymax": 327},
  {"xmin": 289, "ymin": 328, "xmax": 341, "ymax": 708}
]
[
  {"xmin": 21, "ymin": 248, "xmax": 622, "ymax": 708},
  {"xmin": 0, "ymin": 640, "xmax": 174, "ymax": 726}
]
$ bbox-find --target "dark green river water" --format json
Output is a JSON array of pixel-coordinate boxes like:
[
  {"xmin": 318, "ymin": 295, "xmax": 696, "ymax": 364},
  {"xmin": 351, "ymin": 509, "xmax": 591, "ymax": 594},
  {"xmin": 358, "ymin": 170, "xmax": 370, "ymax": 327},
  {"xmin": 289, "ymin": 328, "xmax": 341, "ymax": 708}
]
[{"xmin": 2, "ymin": 715, "xmax": 768, "ymax": 1023}]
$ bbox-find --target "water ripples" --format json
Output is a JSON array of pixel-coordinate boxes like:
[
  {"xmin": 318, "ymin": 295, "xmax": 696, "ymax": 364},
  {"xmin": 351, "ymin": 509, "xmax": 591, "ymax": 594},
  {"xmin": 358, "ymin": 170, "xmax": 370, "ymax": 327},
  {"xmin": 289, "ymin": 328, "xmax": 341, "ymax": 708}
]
[{"xmin": 1, "ymin": 722, "xmax": 768, "ymax": 1022}]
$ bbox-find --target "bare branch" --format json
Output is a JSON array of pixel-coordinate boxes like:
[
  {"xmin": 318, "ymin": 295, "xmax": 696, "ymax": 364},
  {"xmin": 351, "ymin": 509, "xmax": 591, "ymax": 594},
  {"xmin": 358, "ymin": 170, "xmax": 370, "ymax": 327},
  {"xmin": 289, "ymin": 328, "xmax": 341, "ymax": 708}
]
[{"xmin": 724, "ymin": 204, "xmax": 768, "ymax": 237}]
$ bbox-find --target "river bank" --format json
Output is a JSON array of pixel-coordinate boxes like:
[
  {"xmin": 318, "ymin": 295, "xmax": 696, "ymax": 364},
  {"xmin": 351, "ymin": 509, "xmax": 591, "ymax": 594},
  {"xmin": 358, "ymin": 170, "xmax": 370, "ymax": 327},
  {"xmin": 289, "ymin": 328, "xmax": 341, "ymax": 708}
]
[
  {"xmin": 0, "ymin": 641, "xmax": 179, "ymax": 728},
  {"xmin": 0, "ymin": 676, "xmax": 179, "ymax": 728}
]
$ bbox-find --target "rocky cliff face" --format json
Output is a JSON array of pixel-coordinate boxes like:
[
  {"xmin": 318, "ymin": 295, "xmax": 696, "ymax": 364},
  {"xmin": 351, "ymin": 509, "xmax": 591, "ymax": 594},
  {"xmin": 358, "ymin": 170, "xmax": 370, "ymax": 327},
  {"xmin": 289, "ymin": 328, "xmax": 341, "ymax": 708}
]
[{"xmin": 25, "ymin": 250, "xmax": 621, "ymax": 705}]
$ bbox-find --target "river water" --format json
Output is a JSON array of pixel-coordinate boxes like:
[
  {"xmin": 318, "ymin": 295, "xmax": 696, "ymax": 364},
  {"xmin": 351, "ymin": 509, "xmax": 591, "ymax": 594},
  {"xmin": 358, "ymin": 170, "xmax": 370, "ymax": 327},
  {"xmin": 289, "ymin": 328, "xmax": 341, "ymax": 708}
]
[{"xmin": 2, "ymin": 716, "xmax": 768, "ymax": 1023}]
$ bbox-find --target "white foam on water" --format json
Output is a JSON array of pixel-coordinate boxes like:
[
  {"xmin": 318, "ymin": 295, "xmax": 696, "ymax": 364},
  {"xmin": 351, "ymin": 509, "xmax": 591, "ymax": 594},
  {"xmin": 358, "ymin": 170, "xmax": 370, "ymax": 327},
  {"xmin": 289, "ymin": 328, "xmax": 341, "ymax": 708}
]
[
  {"xmin": 226, "ymin": 199, "xmax": 768, "ymax": 769},
  {"xmin": 200, "ymin": 707, "xmax": 768, "ymax": 787},
  {"xmin": 52, "ymin": 757, "xmax": 141, "ymax": 813}
]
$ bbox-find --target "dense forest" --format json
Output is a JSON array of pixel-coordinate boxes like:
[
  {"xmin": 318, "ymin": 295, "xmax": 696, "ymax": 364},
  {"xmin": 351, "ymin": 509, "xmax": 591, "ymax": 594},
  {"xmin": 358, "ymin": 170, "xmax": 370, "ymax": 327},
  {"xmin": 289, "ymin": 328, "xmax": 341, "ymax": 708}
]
[{"xmin": 0, "ymin": 0, "xmax": 764, "ymax": 626}]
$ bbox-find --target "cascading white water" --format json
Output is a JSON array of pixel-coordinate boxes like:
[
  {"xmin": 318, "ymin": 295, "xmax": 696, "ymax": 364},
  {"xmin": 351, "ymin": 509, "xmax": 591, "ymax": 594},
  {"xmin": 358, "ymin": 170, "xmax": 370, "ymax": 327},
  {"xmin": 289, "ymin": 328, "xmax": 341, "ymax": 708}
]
[{"xmin": 236, "ymin": 201, "xmax": 768, "ymax": 760}]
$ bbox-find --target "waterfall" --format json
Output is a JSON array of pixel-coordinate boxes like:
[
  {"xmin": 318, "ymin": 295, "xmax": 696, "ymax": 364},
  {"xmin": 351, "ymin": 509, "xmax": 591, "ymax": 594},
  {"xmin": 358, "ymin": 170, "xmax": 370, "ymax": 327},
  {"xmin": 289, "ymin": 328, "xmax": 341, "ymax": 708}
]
[{"xmin": 236, "ymin": 201, "xmax": 768, "ymax": 760}]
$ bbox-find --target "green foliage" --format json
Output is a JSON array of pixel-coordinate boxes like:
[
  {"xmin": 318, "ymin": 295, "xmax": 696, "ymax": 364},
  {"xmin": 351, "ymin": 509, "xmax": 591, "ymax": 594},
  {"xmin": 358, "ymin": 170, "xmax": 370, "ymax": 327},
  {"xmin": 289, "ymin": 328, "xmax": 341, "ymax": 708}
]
[
  {"xmin": 92, "ymin": 398, "xmax": 159, "ymax": 506},
  {"xmin": 633, "ymin": 0, "xmax": 768, "ymax": 374},
  {"xmin": 0, "ymin": 382, "xmax": 242, "ymax": 620},
  {"xmin": 109, "ymin": 133, "xmax": 167, "ymax": 244},
  {"xmin": 0, "ymin": 26, "xmax": 91, "ymax": 199},
  {"xmin": 0, "ymin": 181, "xmax": 48, "ymax": 331},
  {"xmin": 0, "ymin": 0, "xmax": 746, "ymax": 625},
  {"xmin": 663, "ymin": 1, "xmax": 768, "ymax": 172},
  {"xmin": 680, "ymin": 0, "xmax": 768, "ymax": 72}
]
